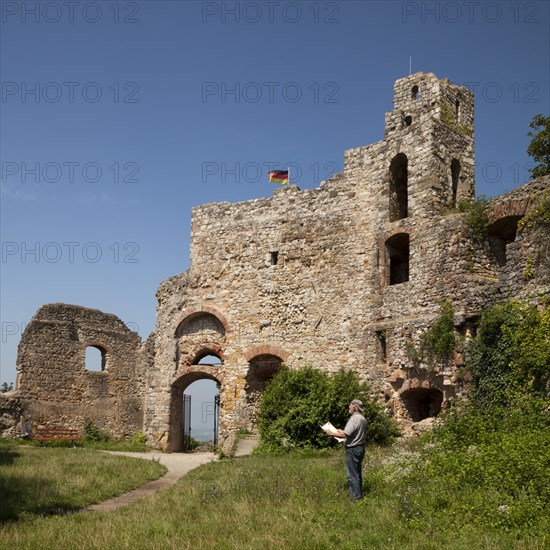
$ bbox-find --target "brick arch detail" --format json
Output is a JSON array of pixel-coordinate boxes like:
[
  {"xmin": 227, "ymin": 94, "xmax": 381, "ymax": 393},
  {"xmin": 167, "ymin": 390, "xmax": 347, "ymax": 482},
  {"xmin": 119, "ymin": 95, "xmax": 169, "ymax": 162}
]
[
  {"xmin": 376, "ymin": 227, "xmax": 414, "ymax": 257},
  {"xmin": 488, "ymin": 197, "xmax": 531, "ymax": 225},
  {"xmin": 397, "ymin": 377, "xmax": 443, "ymax": 394},
  {"xmin": 172, "ymin": 365, "xmax": 223, "ymax": 388},
  {"xmin": 381, "ymin": 226, "xmax": 414, "ymax": 243},
  {"xmin": 244, "ymin": 345, "xmax": 289, "ymax": 363},
  {"xmin": 188, "ymin": 342, "xmax": 225, "ymax": 365},
  {"xmin": 174, "ymin": 306, "xmax": 231, "ymax": 336}
]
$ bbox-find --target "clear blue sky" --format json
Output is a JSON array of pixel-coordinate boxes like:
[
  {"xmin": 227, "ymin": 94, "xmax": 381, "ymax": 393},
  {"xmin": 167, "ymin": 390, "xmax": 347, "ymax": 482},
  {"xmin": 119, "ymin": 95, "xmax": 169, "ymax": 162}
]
[{"xmin": 1, "ymin": 0, "xmax": 549, "ymax": 401}]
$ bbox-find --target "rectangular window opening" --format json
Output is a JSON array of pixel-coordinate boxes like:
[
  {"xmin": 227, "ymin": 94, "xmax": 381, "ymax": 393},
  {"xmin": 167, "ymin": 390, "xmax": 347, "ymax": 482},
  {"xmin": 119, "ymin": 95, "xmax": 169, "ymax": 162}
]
[{"xmin": 376, "ymin": 330, "xmax": 387, "ymax": 362}]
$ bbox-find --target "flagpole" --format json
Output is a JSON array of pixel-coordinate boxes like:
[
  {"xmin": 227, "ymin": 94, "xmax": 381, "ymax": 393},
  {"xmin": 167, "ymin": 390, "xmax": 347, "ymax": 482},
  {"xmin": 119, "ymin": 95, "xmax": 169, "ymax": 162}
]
[{"xmin": 287, "ymin": 166, "xmax": 290, "ymax": 185}]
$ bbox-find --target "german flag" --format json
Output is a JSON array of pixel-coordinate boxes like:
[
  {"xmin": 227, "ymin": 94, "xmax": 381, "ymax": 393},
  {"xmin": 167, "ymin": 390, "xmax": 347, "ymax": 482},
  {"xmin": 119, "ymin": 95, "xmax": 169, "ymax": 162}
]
[{"xmin": 269, "ymin": 170, "xmax": 289, "ymax": 185}]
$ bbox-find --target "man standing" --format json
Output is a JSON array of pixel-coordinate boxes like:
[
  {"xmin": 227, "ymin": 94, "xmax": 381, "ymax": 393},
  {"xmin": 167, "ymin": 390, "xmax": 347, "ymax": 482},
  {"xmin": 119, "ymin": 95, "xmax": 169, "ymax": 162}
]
[{"xmin": 323, "ymin": 399, "xmax": 368, "ymax": 501}]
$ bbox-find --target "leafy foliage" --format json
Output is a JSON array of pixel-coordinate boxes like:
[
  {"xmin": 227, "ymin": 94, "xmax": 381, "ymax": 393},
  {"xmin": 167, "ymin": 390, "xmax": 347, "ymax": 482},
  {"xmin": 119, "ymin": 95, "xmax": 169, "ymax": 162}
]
[
  {"xmin": 518, "ymin": 190, "xmax": 550, "ymax": 281},
  {"xmin": 257, "ymin": 367, "xmax": 397, "ymax": 451},
  {"xmin": 458, "ymin": 195, "xmax": 489, "ymax": 242},
  {"xmin": 407, "ymin": 302, "xmax": 455, "ymax": 370},
  {"xmin": 527, "ymin": 113, "xmax": 550, "ymax": 178},
  {"xmin": 392, "ymin": 398, "xmax": 550, "ymax": 533},
  {"xmin": 440, "ymin": 100, "xmax": 471, "ymax": 135},
  {"xmin": 1, "ymin": 382, "xmax": 14, "ymax": 393},
  {"xmin": 467, "ymin": 300, "xmax": 550, "ymax": 409},
  {"xmin": 83, "ymin": 418, "xmax": 111, "ymax": 442},
  {"xmin": 393, "ymin": 297, "xmax": 550, "ymax": 533},
  {"xmin": 421, "ymin": 302, "xmax": 455, "ymax": 366}
]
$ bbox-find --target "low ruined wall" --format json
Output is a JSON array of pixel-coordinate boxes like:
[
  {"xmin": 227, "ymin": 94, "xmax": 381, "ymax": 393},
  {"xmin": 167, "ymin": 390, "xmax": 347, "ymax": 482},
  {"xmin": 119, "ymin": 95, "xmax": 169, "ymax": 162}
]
[{"xmin": 0, "ymin": 392, "xmax": 23, "ymax": 438}]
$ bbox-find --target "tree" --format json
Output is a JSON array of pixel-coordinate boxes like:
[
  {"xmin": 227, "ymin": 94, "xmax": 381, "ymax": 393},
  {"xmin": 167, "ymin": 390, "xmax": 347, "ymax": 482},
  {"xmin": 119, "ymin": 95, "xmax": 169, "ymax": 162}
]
[
  {"xmin": 1, "ymin": 382, "xmax": 14, "ymax": 393},
  {"xmin": 527, "ymin": 114, "xmax": 550, "ymax": 178}
]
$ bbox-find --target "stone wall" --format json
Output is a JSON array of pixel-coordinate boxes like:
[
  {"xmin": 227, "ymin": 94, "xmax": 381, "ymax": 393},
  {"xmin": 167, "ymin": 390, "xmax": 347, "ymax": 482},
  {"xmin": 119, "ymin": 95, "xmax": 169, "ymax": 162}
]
[
  {"xmin": 16, "ymin": 303, "xmax": 147, "ymax": 438},
  {"xmin": 9, "ymin": 72, "xmax": 548, "ymax": 449},
  {"xmin": 146, "ymin": 73, "xmax": 548, "ymax": 447},
  {"xmin": 0, "ymin": 392, "xmax": 23, "ymax": 438}
]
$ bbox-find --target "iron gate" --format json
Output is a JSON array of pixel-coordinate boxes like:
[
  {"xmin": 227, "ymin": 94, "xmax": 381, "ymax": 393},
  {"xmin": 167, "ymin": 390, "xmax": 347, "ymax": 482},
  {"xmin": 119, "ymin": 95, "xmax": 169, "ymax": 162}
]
[
  {"xmin": 182, "ymin": 393, "xmax": 220, "ymax": 450},
  {"xmin": 183, "ymin": 394, "xmax": 192, "ymax": 451},
  {"xmin": 213, "ymin": 394, "xmax": 220, "ymax": 445}
]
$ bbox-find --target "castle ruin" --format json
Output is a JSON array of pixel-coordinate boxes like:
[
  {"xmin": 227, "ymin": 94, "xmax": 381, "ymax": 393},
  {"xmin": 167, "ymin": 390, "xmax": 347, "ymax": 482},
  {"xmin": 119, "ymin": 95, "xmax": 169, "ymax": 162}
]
[{"xmin": 2, "ymin": 72, "xmax": 548, "ymax": 452}]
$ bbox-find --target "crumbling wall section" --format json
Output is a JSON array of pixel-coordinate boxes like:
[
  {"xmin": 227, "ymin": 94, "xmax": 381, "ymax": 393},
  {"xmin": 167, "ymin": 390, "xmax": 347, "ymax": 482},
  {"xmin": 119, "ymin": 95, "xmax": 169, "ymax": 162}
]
[
  {"xmin": 0, "ymin": 392, "xmax": 23, "ymax": 438},
  {"xmin": 489, "ymin": 177, "xmax": 550, "ymax": 299},
  {"xmin": 16, "ymin": 303, "xmax": 146, "ymax": 438}
]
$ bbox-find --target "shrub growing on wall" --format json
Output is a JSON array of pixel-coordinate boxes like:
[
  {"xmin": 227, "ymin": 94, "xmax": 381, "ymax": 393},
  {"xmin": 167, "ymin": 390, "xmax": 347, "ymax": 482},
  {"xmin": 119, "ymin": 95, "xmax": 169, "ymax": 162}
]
[
  {"xmin": 467, "ymin": 300, "xmax": 550, "ymax": 409},
  {"xmin": 258, "ymin": 367, "xmax": 397, "ymax": 451}
]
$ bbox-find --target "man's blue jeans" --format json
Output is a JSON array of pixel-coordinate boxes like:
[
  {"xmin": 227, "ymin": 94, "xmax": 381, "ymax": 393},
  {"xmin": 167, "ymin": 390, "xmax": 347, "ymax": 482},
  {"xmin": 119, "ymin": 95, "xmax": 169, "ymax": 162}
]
[{"xmin": 345, "ymin": 445, "xmax": 365, "ymax": 500}]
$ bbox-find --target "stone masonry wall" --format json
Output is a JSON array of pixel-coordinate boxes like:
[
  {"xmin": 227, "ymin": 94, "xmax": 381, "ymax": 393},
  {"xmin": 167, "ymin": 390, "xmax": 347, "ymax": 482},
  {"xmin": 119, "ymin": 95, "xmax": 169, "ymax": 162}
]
[
  {"xmin": 10, "ymin": 72, "xmax": 548, "ymax": 448},
  {"xmin": 146, "ymin": 72, "xmax": 533, "ymax": 447},
  {"xmin": 16, "ymin": 303, "xmax": 147, "ymax": 438}
]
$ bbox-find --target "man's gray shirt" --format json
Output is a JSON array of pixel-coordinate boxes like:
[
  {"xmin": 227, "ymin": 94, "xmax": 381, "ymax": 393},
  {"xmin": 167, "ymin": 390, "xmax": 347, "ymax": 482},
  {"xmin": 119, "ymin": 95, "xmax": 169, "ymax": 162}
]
[{"xmin": 343, "ymin": 412, "xmax": 367, "ymax": 447}]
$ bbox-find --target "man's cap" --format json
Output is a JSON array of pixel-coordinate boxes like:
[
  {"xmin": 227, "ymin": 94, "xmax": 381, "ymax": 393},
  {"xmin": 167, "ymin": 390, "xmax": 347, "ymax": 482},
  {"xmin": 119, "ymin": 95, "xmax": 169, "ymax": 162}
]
[{"xmin": 351, "ymin": 399, "xmax": 364, "ymax": 412}]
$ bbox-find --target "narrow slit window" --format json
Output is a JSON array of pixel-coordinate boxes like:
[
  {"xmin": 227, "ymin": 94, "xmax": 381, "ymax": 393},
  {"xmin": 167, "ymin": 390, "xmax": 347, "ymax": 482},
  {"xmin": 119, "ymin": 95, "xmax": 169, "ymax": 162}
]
[
  {"xmin": 270, "ymin": 251, "xmax": 279, "ymax": 265},
  {"xmin": 386, "ymin": 233, "xmax": 410, "ymax": 285},
  {"xmin": 389, "ymin": 153, "xmax": 408, "ymax": 221},
  {"xmin": 451, "ymin": 159, "xmax": 461, "ymax": 208},
  {"xmin": 376, "ymin": 330, "xmax": 387, "ymax": 361}
]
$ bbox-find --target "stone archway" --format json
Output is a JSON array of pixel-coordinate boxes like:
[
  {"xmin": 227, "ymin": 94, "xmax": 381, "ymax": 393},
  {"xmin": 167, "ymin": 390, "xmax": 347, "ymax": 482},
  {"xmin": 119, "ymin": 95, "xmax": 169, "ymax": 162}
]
[
  {"xmin": 243, "ymin": 353, "xmax": 284, "ymax": 429},
  {"xmin": 168, "ymin": 366, "xmax": 221, "ymax": 452},
  {"xmin": 400, "ymin": 387, "xmax": 443, "ymax": 422}
]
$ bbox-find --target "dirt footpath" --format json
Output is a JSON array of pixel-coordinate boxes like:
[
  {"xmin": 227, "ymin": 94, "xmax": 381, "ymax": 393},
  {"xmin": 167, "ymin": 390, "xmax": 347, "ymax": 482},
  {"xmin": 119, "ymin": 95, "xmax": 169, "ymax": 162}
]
[{"xmin": 84, "ymin": 451, "xmax": 216, "ymax": 512}]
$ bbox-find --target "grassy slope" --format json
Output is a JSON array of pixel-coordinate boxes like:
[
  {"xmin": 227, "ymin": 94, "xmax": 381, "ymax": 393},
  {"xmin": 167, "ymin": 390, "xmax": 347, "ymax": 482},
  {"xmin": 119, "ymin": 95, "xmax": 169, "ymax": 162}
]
[{"xmin": 0, "ymin": 444, "xmax": 547, "ymax": 550}]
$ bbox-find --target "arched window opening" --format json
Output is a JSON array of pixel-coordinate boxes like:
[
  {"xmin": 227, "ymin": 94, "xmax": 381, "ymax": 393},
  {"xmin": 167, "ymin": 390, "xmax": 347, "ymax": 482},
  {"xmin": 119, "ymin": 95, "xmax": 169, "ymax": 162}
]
[
  {"xmin": 175, "ymin": 312, "xmax": 225, "ymax": 339},
  {"xmin": 404, "ymin": 115, "xmax": 412, "ymax": 127},
  {"xmin": 451, "ymin": 159, "xmax": 461, "ymax": 208},
  {"xmin": 85, "ymin": 346, "xmax": 106, "ymax": 372},
  {"xmin": 389, "ymin": 153, "xmax": 408, "ymax": 221},
  {"xmin": 488, "ymin": 216, "xmax": 522, "ymax": 267},
  {"xmin": 401, "ymin": 388, "xmax": 442, "ymax": 422},
  {"xmin": 411, "ymin": 85, "xmax": 420, "ymax": 100},
  {"xmin": 195, "ymin": 352, "xmax": 223, "ymax": 366},
  {"xmin": 386, "ymin": 233, "xmax": 410, "ymax": 285}
]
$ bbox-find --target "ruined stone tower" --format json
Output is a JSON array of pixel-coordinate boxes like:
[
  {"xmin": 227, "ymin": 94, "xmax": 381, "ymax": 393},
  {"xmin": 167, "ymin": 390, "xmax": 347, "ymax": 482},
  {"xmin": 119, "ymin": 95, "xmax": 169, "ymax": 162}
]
[{"xmin": 6, "ymin": 72, "xmax": 547, "ymax": 450}]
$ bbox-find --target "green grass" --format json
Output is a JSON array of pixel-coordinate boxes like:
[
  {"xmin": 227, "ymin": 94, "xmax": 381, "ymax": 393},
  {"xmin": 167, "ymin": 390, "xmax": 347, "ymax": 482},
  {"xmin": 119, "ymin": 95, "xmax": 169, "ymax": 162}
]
[
  {"xmin": 0, "ymin": 441, "xmax": 166, "ymax": 522},
  {"xmin": 0, "ymin": 442, "xmax": 547, "ymax": 549}
]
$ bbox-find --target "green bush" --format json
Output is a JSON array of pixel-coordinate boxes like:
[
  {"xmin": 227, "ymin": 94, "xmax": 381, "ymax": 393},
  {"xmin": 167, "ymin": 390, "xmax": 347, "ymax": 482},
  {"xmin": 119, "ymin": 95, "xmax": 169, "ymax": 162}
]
[
  {"xmin": 407, "ymin": 301, "xmax": 456, "ymax": 370},
  {"xmin": 131, "ymin": 432, "xmax": 147, "ymax": 446},
  {"xmin": 467, "ymin": 300, "xmax": 550, "ymax": 409},
  {"xmin": 83, "ymin": 418, "xmax": 111, "ymax": 442},
  {"xmin": 458, "ymin": 195, "xmax": 489, "ymax": 242},
  {"xmin": 394, "ymin": 398, "xmax": 550, "ymax": 533},
  {"xmin": 390, "ymin": 297, "xmax": 550, "ymax": 534},
  {"xmin": 257, "ymin": 367, "xmax": 397, "ymax": 452}
]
